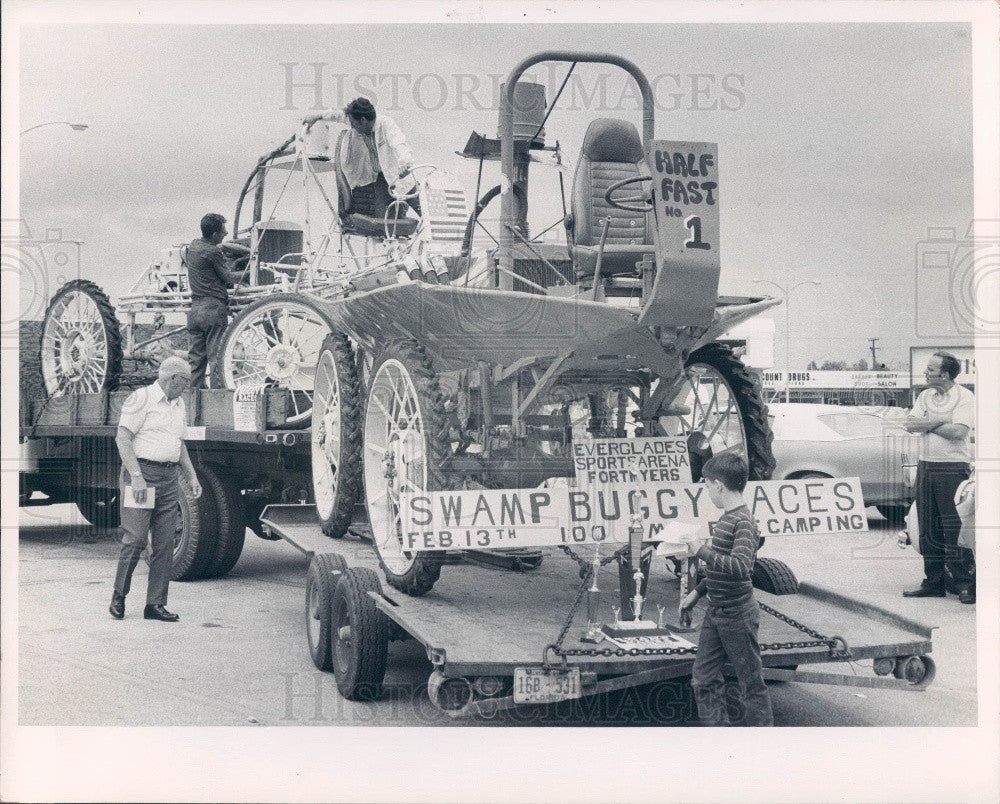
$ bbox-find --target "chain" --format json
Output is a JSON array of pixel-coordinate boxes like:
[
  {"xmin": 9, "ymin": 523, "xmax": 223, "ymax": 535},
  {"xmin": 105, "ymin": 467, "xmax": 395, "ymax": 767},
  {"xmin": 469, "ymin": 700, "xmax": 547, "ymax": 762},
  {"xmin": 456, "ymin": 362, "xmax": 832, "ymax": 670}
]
[
  {"xmin": 544, "ymin": 574, "xmax": 851, "ymax": 662},
  {"xmin": 758, "ymin": 601, "xmax": 852, "ymax": 658},
  {"xmin": 558, "ymin": 543, "xmax": 627, "ymax": 568}
]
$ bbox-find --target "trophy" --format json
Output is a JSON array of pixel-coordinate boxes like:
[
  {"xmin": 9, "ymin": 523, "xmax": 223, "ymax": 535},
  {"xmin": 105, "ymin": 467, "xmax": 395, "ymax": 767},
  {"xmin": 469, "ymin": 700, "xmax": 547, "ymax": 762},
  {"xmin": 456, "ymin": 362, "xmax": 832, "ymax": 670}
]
[
  {"xmin": 602, "ymin": 514, "xmax": 674, "ymax": 639},
  {"xmin": 580, "ymin": 542, "xmax": 605, "ymax": 643}
]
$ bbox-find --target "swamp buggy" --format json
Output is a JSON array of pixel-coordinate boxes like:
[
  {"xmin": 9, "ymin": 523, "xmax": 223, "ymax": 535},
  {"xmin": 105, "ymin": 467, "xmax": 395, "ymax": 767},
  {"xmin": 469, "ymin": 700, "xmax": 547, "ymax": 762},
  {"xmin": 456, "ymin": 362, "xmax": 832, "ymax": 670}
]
[{"xmin": 23, "ymin": 50, "xmax": 937, "ymax": 717}]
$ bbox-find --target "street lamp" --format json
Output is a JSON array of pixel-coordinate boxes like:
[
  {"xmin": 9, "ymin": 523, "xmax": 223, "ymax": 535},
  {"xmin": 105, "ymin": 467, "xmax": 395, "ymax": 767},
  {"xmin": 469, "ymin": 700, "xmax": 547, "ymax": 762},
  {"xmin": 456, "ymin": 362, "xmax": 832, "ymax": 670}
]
[
  {"xmin": 752, "ymin": 278, "xmax": 821, "ymax": 403},
  {"xmin": 20, "ymin": 121, "xmax": 89, "ymax": 136}
]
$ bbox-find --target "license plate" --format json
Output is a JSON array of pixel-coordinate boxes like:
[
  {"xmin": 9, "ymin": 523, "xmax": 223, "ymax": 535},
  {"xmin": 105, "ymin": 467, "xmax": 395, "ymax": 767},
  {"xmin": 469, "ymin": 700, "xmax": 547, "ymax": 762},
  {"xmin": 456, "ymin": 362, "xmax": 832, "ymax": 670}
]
[{"xmin": 513, "ymin": 667, "xmax": 582, "ymax": 705}]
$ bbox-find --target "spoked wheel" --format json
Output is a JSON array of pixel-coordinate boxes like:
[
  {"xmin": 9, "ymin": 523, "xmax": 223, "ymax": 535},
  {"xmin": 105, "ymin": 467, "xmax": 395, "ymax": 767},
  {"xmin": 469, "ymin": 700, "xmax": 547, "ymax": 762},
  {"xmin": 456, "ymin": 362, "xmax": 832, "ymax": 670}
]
[
  {"xmin": 657, "ymin": 343, "xmax": 775, "ymax": 481},
  {"xmin": 217, "ymin": 293, "xmax": 335, "ymax": 428},
  {"xmin": 311, "ymin": 333, "xmax": 363, "ymax": 539},
  {"xmin": 363, "ymin": 340, "xmax": 449, "ymax": 596},
  {"xmin": 40, "ymin": 280, "xmax": 123, "ymax": 396}
]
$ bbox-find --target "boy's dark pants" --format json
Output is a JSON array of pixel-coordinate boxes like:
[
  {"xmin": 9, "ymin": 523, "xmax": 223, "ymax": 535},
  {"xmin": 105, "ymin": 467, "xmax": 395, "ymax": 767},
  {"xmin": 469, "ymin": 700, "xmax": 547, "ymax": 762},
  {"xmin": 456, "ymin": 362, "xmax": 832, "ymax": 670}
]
[{"xmin": 691, "ymin": 600, "xmax": 773, "ymax": 726}]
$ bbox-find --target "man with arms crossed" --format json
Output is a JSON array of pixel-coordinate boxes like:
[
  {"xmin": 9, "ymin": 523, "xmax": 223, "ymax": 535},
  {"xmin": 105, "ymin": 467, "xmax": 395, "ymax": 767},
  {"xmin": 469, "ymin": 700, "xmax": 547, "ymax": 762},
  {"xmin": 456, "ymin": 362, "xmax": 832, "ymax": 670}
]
[
  {"xmin": 109, "ymin": 357, "xmax": 201, "ymax": 621},
  {"xmin": 903, "ymin": 350, "xmax": 976, "ymax": 603}
]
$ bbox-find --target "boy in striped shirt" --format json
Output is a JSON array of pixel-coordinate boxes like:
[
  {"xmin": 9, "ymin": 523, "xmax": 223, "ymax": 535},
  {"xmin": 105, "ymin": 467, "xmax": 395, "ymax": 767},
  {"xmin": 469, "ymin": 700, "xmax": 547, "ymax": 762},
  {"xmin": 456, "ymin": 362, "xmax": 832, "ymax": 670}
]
[{"xmin": 678, "ymin": 452, "xmax": 773, "ymax": 726}]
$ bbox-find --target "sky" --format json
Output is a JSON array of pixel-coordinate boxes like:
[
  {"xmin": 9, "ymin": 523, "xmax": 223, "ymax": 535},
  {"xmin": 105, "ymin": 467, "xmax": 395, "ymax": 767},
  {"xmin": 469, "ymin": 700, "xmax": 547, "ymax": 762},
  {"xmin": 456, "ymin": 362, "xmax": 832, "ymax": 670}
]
[{"xmin": 16, "ymin": 21, "xmax": 976, "ymax": 369}]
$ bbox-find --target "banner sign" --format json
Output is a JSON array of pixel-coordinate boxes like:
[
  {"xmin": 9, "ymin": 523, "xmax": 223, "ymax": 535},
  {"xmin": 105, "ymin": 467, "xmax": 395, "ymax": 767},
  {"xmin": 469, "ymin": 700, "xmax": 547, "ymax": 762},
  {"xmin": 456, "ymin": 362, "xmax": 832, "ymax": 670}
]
[
  {"xmin": 399, "ymin": 477, "xmax": 867, "ymax": 552},
  {"xmin": 761, "ymin": 370, "xmax": 910, "ymax": 390},
  {"xmin": 572, "ymin": 437, "xmax": 692, "ymax": 484}
]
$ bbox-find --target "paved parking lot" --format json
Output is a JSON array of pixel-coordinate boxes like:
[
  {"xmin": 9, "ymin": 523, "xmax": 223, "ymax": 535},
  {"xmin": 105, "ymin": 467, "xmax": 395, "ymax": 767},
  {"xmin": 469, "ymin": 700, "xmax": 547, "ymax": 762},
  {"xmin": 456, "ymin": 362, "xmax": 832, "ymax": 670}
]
[{"xmin": 16, "ymin": 503, "xmax": 978, "ymax": 727}]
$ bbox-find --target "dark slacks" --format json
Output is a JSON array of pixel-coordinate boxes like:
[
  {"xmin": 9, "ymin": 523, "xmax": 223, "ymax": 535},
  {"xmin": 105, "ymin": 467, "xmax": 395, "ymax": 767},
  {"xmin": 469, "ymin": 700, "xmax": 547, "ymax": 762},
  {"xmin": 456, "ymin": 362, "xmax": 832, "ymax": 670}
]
[
  {"xmin": 351, "ymin": 172, "xmax": 421, "ymax": 218},
  {"xmin": 915, "ymin": 461, "xmax": 974, "ymax": 591},
  {"xmin": 691, "ymin": 600, "xmax": 773, "ymax": 726},
  {"xmin": 187, "ymin": 296, "xmax": 229, "ymax": 389},
  {"xmin": 113, "ymin": 462, "xmax": 180, "ymax": 606}
]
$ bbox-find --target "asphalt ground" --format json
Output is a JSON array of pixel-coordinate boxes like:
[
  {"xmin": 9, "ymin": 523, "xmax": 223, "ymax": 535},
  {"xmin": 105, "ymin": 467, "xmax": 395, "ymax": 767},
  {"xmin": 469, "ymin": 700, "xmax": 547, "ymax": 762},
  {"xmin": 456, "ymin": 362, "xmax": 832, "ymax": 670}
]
[{"xmin": 14, "ymin": 503, "xmax": 979, "ymax": 729}]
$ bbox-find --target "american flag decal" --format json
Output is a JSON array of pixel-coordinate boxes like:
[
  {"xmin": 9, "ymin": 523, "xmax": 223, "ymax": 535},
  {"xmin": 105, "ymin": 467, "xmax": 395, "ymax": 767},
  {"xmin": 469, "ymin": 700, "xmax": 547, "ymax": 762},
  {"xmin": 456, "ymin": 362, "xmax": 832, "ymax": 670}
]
[{"xmin": 423, "ymin": 185, "xmax": 469, "ymax": 243}]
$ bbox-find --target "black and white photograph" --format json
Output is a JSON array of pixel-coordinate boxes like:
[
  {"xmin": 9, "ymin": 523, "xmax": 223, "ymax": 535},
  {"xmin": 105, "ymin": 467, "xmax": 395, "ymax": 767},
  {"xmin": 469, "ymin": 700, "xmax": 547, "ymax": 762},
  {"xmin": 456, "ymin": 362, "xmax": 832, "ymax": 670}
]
[{"xmin": 2, "ymin": 1, "xmax": 998, "ymax": 801}]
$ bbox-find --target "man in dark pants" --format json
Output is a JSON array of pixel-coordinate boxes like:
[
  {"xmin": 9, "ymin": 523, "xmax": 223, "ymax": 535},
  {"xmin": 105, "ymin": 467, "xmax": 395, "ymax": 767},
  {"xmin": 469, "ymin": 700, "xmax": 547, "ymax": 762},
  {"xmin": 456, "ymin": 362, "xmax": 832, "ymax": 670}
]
[
  {"xmin": 186, "ymin": 213, "xmax": 244, "ymax": 388},
  {"xmin": 109, "ymin": 357, "xmax": 201, "ymax": 621},
  {"xmin": 903, "ymin": 351, "xmax": 976, "ymax": 603}
]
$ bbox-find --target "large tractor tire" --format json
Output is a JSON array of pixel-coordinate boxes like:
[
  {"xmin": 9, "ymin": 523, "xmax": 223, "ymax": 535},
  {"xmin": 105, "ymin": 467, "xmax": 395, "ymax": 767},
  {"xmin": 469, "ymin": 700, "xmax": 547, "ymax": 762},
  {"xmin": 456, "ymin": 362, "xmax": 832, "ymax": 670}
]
[
  {"xmin": 311, "ymin": 333, "xmax": 363, "ymax": 539},
  {"xmin": 362, "ymin": 340, "xmax": 449, "ymax": 596},
  {"xmin": 171, "ymin": 466, "xmax": 218, "ymax": 581},
  {"xmin": 305, "ymin": 552, "xmax": 349, "ymax": 671},
  {"xmin": 659, "ymin": 342, "xmax": 776, "ymax": 482},
  {"xmin": 330, "ymin": 567, "xmax": 391, "ymax": 700},
  {"xmin": 751, "ymin": 557, "xmax": 799, "ymax": 595},
  {"xmin": 216, "ymin": 293, "xmax": 336, "ymax": 428},
  {"xmin": 40, "ymin": 279, "xmax": 123, "ymax": 397},
  {"xmin": 198, "ymin": 466, "xmax": 247, "ymax": 579}
]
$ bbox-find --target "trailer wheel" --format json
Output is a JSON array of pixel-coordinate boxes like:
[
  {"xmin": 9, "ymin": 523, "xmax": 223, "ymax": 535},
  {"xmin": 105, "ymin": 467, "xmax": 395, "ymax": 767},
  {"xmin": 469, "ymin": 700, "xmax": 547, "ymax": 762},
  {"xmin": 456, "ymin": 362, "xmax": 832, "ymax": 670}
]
[
  {"xmin": 74, "ymin": 487, "xmax": 121, "ymax": 529},
  {"xmin": 658, "ymin": 343, "xmax": 775, "ymax": 481},
  {"xmin": 216, "ymin": 293, "xmax": 335, "ymax": 427},
  {"xmin": 751, "ymin": 557, "xmax": 799, "ymax": 595},
  {"xmin": 40, "ymin": 279, "xmax": 123, "ymax": 397},
  {"xmin": 331, "ymin": 567, "xmax": 390, "ymax": 700},
  {"xmin": 363, "ymin": 340, "xmax": 448, "ymax": 596},
  {"xmin": 311, "ymin": 333, "xmax": 363, "ymax": 539},
  {"xmin": 305, "ymin": 553, "xmax": 348, "ymax": 671},
  {"xmin": 172, "ymin": 467, "xmax": 217, "ymax": 581},
  {"xmin": 199, "ymin": 468, "xmax": 247, "ymax": 579}
]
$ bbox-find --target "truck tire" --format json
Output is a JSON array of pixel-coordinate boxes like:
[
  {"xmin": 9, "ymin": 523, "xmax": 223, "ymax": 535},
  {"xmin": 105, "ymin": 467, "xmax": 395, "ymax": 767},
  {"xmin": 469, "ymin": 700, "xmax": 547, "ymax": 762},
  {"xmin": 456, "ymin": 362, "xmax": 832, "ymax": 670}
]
[
  {"xmin": 40, "ymin": 279, "xmax": 123, "ymax": 397},
  {"xmin": 330, "ymin": 567, "xmax": 390, "ymax": 700},
  {"xmin": 675, "ymin": 343, "xmax": 776, "ymax": 482},
  {"xmin": 171, "ymin": 466, "xmax": 217, "ymax": 581},
  {"xmin": 363, "ymin": 340, "xmax": 447, "ymax": 596},
  {"xmin": 74, "ymin": 487, "xmax": 121, "ymax": 529},
  {"xmin": 311, "ymin": 333, "xmax": 363, "ymax": 539},
  {"xmin": 751, "ymin": 557, "xmax": 799, "ymax": 595},
  {"xmin": 305, "ymin": 553, "xmax": 349, "ymax": 671},
  {"xmin": 199, "ymin": 467, "xmax": 247, "ymax": 579}
]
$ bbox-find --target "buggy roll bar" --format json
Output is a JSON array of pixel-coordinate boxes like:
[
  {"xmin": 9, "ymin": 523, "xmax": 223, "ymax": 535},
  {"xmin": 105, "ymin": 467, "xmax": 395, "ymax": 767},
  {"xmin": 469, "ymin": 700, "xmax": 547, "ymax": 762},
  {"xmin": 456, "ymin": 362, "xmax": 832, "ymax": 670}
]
[{"xmin": 498, "ymin": 52, "xmax": 655, "ymax": 287}]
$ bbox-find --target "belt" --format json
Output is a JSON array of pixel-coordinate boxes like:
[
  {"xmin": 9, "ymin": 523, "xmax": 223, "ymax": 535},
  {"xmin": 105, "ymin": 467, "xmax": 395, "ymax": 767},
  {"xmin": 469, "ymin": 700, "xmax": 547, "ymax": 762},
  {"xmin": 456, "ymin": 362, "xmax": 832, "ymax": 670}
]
[{"xmin": 137, "ymin": 458, "xmax": 179, "ymax": 468}]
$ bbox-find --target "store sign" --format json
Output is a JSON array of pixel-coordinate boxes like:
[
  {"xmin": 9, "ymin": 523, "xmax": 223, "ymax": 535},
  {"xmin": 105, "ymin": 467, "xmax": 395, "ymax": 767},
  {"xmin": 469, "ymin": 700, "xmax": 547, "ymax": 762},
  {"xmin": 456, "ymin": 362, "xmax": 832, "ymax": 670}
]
[
  {"xmin": 399, "ymin": 477, "xmax": 867, "ymax": 551},
  {"xmin": 761, "ymin": 370, "xmax": 909, "ymax": 390}
]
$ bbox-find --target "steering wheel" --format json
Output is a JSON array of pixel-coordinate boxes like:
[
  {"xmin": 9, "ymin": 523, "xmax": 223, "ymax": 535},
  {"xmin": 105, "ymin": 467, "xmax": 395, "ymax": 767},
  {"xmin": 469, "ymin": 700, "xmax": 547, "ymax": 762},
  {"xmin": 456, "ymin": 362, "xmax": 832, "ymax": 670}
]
[
  {"xmin": 388, "ymin": 163, "xmax": 437, "ymax": 201},
  {"xmin": 604, "ymin": 175, "xmax": 654, "ymax": 213}
]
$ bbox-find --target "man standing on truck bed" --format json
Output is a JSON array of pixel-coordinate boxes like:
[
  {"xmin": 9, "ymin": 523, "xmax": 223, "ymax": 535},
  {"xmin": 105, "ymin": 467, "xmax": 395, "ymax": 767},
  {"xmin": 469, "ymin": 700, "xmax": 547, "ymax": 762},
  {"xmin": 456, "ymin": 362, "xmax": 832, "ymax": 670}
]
[
  {"xmin": 186, "ymin": 212, "xmax": 246, "ymax": 388},
  {"xmin": 109, "ymin": 357, "xmax": 201, "ymax": 622}
]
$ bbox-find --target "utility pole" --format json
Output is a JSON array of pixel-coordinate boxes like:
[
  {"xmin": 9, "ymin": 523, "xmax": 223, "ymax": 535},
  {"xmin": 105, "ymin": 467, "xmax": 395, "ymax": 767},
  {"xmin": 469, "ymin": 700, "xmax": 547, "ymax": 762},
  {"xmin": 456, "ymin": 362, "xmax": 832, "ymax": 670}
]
[{"xmin": 869, "ymin": 338, "xmax": 880, "ymax": 371}]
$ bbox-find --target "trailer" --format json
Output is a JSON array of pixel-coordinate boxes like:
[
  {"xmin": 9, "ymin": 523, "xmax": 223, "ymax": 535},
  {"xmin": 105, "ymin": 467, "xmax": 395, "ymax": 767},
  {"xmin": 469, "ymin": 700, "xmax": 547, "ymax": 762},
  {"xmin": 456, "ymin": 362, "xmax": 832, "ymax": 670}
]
[{"xmin": 261, "ymin": 503, "xmax": 936, "ymax": 719}]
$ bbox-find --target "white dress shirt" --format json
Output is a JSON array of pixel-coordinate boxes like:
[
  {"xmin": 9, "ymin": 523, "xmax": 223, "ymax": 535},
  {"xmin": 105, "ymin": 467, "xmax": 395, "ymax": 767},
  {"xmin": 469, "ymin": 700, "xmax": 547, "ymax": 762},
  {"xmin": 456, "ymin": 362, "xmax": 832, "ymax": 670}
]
[
  {"xmin": 321, "ymin": 110, "xmax": 415, "ymax": 193},
  {"xmin": 911, "ymin": 384, "xmax": 975, "ymax": 463},
  {"xmin": 118, "ymin": 381, "xmax": 187, "ymax": 463}
]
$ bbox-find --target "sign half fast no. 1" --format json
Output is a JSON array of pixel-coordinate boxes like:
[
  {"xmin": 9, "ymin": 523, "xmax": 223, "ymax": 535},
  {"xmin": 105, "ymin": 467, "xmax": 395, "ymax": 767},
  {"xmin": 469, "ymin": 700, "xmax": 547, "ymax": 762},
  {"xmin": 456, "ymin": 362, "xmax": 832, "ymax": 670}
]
[{"xmin": 398, "ymin": 477, "xmax": 867, "ymax": 552}]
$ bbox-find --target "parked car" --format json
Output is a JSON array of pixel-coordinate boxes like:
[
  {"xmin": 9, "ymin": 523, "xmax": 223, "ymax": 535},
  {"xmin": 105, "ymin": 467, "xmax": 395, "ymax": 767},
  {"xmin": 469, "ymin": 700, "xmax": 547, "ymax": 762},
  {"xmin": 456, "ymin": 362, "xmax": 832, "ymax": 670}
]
[{"xmin": 768, "ymin": 404, "xmax": 919, "ymax": 523}]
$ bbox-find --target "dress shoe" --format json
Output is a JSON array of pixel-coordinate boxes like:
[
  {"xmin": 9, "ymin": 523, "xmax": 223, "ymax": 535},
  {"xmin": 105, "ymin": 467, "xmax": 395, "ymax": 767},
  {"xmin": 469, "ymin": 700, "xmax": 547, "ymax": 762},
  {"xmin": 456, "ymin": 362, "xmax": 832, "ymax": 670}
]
[
  {"xmin": 143, "ymin": 604, "xmax": 179, "ymax": 622},
  {"xmin": 109, "ymin": 593, "xmax": 125, "ymax": 620},
  {"xmin": 903, "ymin": 586, "xmax": 946, "ymax": 598},
  {"xmin": 959, "ymin": 589, "xmax": 976, "ymax": 605}
]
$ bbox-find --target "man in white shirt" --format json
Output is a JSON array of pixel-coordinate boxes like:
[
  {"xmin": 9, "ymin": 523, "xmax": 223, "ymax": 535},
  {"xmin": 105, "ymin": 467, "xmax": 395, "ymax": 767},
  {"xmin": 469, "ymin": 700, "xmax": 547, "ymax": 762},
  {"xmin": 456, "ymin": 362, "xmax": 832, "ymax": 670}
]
[
  {"xmin": 902, "ymin": 351, "xmax": 976, "ymax": 603},
  {"xmin": 110, "ymin": 357, "xmax": 201, "ymax": 621},
  {"xmin": 303, "ymin": 97, "xmax": 417, "ymax": 218}
]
